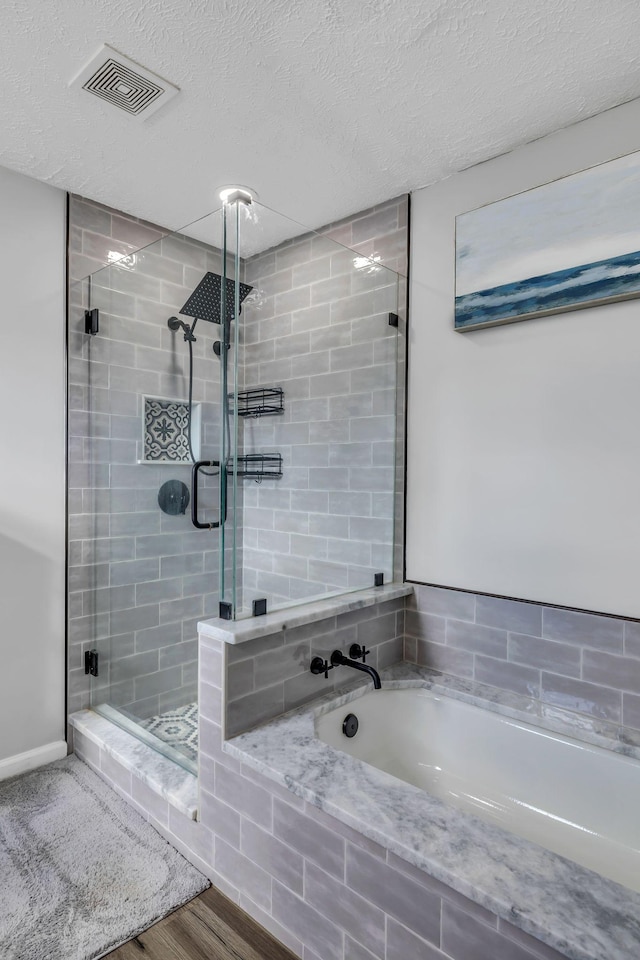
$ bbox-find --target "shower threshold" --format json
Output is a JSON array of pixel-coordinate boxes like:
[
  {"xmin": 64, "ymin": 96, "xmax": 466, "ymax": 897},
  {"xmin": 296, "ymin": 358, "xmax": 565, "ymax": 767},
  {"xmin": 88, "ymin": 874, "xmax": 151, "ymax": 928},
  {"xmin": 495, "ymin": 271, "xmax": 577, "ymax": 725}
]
[
  {"xmin": 93, "ymin": 702, "xmax": 198, "ymax": 776},
  {"xmin": 70, "ymin": 707, "xmax": 198, "ymax": 819}
]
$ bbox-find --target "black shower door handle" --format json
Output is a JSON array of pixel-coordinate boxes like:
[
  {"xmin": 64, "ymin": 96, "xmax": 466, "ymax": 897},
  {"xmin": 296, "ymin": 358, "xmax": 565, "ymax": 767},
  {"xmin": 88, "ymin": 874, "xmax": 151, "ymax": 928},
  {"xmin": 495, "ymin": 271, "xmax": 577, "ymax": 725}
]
[{"xmin": 191, "ymin": 460, "xmax": 223, "ymax": 530}]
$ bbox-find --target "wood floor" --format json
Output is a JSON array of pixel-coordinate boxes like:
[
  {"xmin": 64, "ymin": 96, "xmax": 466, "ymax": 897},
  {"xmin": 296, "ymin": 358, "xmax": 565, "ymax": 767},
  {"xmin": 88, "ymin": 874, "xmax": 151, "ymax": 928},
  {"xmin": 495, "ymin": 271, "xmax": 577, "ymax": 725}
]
[{"xmin": 106, "ymin": 885, "xmax": 299, "ymax": 960}]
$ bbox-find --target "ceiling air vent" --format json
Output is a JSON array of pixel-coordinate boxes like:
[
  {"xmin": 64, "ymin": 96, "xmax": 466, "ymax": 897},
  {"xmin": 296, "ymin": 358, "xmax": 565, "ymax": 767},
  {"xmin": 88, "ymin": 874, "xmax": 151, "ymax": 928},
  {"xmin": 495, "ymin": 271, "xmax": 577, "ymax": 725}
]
[{"xmin": 71, "ymin": 44, "xmax": 179, "ymax": 119}]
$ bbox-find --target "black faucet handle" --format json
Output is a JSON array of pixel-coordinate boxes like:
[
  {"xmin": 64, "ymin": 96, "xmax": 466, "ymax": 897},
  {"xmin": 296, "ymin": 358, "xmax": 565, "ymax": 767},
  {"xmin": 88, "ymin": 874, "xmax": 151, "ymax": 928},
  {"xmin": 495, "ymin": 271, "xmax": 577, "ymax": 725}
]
[
  {"xmin": 310, "ymin": 656, "xmax": 331, "ymax": 679},
  {"xmin": 349, "ymin": 643, "xmax": 370, "ymax": 663}
]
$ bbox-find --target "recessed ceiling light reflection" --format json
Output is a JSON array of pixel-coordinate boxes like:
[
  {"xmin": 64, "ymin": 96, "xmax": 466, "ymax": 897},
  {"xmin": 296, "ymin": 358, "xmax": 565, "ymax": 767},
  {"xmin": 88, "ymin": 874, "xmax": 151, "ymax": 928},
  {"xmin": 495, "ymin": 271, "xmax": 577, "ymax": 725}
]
[{"xmin": 353, "ymin": 255, "xmax": 382, "ymax": 273}]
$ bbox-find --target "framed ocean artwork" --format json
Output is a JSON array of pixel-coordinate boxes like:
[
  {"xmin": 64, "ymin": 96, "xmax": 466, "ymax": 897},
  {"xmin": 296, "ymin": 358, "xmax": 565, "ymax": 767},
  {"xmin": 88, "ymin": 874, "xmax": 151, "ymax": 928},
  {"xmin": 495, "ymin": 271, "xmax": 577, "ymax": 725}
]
[{"xmin": 454, "ymin": 150, "xmax": 640, "ymax": 331}]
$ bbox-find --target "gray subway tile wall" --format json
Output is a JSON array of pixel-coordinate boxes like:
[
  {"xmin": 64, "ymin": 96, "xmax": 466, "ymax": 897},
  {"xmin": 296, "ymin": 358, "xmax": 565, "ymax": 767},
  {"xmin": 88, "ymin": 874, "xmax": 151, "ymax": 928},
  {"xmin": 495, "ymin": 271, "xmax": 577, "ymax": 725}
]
[
  {"xmin": 224, "ymin": 597, "xmax": 405, "ymax": 737},
  {"xmin": 405, "ymin": 583, "xmax": 640, "ymax": 733},
  {"xmin": 67, "ymin": 196, "xmax": 229, "ymax": 730},
  {"xmin": 441, "ymin": 902, "xmax": 538, "ymax": 960},
  {"xmin": 385, "ymin": 919, "xmax": 442, "ymax": 960},
  {"xmin": 273, "ymin": 798, "xmax": 345, "ymax": 879},
  {"xmin": 237, "ymin": 195, "xmax": 408, "ymax": 612}
]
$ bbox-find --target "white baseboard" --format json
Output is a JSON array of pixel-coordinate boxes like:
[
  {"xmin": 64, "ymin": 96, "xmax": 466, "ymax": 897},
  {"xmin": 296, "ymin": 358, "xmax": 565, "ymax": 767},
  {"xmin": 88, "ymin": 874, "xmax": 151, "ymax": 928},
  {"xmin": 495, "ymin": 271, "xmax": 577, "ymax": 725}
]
[{"xmin": 0, "ymin": 740, "xmax": 68, "ymax": 781}]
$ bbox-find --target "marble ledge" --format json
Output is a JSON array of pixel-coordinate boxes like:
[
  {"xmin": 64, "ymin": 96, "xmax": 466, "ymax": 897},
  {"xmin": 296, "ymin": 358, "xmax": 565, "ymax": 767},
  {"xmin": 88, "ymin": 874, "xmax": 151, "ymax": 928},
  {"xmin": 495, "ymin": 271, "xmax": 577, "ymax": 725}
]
[
  {"xmin": 69, "ymin": 709, "xmax": 198, "ymax": 820},
  {"xmin": 224, "ymin": 663, "xmax": 640, "ymax": 960},
  {"xmin": 197, "ymin": 582, "xmax": 413, "ymax": 646}
]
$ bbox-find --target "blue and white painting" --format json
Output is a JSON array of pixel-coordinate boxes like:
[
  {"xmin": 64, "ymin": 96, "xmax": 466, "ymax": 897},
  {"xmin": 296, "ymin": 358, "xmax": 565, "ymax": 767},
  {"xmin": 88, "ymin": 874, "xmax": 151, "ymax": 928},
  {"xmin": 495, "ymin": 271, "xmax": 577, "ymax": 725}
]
[{"xmin": 455, "ymin": 151, "xmax": 640, "ymax": 331}]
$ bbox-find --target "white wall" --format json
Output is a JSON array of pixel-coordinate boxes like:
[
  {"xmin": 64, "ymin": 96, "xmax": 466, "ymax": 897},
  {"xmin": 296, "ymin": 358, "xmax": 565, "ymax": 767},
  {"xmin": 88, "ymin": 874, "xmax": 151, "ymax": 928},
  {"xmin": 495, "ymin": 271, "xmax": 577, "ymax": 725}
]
[
  {"xmin": 0, "ymin": 165, "xmax": 66, "ymax": 775},
  {"xmin": 407, "ymin": 98, "xmax": 640, "ymax": 619}
]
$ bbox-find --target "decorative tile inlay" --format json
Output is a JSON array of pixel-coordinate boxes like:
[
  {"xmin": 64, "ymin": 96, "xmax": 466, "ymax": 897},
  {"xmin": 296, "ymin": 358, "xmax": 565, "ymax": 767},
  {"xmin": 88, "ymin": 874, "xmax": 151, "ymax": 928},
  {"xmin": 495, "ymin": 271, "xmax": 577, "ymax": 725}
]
[
  {"xmin": 144, "ymin": 397, "xmax": 196, "ymax": 462},
  {"xmin": 140, "ymin": 702, "xmax": 198, "ymax": 762}
]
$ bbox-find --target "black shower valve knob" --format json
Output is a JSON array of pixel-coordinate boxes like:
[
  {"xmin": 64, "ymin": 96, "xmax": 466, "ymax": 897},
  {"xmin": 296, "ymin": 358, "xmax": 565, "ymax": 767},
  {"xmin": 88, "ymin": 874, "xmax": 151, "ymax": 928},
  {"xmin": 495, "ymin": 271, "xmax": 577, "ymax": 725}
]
[
  {"xmin": 310, "ymin": 656, "xmax": 332, "ymax": 679},
  {"xmin": 349, "ymin": 643, "xmax": 370, "ymax": 663}
]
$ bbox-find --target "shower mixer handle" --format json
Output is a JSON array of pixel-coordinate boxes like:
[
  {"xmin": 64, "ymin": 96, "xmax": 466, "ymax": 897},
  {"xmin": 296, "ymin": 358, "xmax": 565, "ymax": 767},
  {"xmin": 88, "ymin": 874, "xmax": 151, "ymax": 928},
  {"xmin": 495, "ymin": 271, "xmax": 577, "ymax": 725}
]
[
  {"xmin": 349, "ymin": 643, "xmax": 370, "ymax": 663},
  {"xmin": 310, "ymin": 656, "xmax": 331, "ymax": 679}
]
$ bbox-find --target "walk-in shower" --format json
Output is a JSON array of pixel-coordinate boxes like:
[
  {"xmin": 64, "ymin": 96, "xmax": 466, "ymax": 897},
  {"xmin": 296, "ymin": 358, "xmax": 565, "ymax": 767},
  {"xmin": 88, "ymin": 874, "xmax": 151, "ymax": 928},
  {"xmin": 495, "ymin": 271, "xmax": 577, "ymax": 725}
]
[{"xmin": 67, "ymin": 192, "xmax": 404, "ymax": 772}]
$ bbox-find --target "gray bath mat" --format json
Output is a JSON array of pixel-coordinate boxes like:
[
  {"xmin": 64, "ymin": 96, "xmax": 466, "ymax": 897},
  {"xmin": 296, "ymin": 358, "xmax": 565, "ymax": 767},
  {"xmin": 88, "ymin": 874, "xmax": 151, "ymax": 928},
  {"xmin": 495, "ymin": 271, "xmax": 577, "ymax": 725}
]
[{"xmin": 0, "ymin": 754, "xmax": 208, "ymax": 960}]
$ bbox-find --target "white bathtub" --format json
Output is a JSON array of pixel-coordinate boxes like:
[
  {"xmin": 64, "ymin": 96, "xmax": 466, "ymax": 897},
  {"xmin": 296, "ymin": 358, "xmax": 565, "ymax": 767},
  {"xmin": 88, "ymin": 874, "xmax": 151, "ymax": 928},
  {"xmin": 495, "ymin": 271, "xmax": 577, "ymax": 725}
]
[{"xmin": 316, "ymin": 687, "xmax": 640, "ymax": 892}]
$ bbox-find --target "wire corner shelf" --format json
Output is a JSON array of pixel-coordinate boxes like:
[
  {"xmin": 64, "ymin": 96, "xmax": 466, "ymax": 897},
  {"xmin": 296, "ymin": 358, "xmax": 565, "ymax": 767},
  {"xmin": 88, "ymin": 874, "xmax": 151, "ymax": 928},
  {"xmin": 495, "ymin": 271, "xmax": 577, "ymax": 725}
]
[
  {"xmin": 228, "ymin": 453, "xmax": 283, "ymax": 481},
  {"xmin": 231, "ymin": 386, "xmax": 284, "ymax": 418}
]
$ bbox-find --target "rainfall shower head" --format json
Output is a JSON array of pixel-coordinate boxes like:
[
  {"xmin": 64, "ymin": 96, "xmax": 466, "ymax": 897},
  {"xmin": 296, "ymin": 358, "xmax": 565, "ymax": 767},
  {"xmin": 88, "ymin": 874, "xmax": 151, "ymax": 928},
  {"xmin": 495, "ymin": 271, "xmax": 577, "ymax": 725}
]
[{"xmin": 179, "ymin": 271, "xmax": 253, "ymax": 325}]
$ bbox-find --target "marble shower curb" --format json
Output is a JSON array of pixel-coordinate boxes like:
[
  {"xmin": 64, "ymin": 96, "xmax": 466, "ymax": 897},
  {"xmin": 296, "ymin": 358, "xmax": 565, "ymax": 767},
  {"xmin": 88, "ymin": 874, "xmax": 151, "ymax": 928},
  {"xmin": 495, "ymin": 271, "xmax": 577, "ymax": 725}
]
[{"xmin": 69, "ymin": 709, "xmax": 198, "ymax": 819}]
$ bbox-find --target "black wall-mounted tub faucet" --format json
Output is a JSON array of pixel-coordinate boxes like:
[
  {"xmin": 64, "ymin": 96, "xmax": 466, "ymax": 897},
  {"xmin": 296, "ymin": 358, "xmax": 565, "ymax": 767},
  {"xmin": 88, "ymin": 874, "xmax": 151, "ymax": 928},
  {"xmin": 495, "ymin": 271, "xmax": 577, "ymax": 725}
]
[{"xmin": 310, "ymin": 648, "xmax": 382, "ymax": 690}]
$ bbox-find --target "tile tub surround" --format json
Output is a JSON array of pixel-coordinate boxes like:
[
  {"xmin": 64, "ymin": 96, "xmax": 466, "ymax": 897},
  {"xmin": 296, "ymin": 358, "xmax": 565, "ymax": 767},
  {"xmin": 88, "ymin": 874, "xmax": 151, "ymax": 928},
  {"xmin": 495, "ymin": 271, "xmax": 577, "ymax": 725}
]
[
  {"xmin": 405, "ymin": 583, "xmax": 640, "ymax": 736},
  {"xmin": 89, "ymin": 638, "xmax": 615, "ymax": 960},
  {"xmin": 211, "ymin": 586, "xmax": 410, "ymax": 737},
  {"xmin": 225, "ymin": 662, "xmax": 640, "ymax": 960},
  {"xmin": 75, "ymin": 657, "xmax": 572, "ymax": 960},
  {"xmin": 77, "ymin": 583, "xmax": 636, "ymax": 960},
  {"xmin": 67, "ymin": 196, "xmax": 230, "ymax": 725}
]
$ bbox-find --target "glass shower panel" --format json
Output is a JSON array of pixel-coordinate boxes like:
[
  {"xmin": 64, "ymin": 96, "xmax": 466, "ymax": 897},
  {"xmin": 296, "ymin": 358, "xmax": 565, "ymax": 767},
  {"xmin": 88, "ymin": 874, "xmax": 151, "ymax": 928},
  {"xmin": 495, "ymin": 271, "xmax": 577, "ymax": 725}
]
[
  {"xmin": 217, "ymin": 197, "xmax": 244, "ymax": 618},
  {"xmin": 68, "ymin": 222, "xmax": 227, "ymax": 772},
  {"xmin": 224, "ymin": 202, "xmax": 401, "ymax": 617}
]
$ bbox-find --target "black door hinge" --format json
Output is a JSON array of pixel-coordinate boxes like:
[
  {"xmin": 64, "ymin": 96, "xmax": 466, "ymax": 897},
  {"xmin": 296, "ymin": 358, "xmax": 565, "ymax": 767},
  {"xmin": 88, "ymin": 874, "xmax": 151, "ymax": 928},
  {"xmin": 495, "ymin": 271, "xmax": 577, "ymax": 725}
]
[
  {"xmin": 84, "ymin": 308, "xmax": 99, "ymax": 336},
  {"xmin": 252, "ymin": 598, "xmax": 267, "ymax": 617},
  {"xmin": 84, "ymin": 649, "xmax": 99, "ymax": 677},
  {"xmin": 219, "ymin": 601, "xmax": 233, "ymax": 620}
]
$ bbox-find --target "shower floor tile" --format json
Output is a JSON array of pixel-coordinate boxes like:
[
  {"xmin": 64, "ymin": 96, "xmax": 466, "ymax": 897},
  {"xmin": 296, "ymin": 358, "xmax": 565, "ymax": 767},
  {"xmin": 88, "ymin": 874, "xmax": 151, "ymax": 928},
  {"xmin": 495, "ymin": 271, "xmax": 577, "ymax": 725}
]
[{"xmin": 140, "ymin": 702, "xmax": 198, "ymax": 763}]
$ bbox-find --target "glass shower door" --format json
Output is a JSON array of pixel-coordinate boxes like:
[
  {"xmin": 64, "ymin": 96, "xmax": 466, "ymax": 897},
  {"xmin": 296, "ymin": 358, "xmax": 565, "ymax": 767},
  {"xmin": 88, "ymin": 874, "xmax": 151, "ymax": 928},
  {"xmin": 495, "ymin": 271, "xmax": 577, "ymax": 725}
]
[{"xmin": 68, "ymin": 222, "xmax": 226, "ymax": 773}]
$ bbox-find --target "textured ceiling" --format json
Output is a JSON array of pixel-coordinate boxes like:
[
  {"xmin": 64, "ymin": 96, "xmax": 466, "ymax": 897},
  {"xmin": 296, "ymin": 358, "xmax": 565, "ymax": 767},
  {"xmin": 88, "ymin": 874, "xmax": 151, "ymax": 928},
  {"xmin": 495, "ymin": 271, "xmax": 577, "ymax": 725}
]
[{"xmin": 1, "ymin": 0, "xmax": 640, "ymax": 250}]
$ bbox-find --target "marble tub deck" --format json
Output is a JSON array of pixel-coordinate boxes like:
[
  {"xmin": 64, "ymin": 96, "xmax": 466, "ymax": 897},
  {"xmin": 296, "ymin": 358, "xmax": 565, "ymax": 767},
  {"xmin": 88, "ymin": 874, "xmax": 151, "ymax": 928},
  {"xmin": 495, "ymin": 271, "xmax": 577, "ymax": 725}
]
[{"xmin": 225, "ymin": 662, "xmax": 640, "ymax": 960}]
